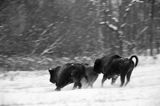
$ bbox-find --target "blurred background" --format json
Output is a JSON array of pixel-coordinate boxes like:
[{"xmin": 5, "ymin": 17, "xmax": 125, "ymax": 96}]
[{"xmin": 0, "ymin": 0, "xmax": 160, "ymax": 71}]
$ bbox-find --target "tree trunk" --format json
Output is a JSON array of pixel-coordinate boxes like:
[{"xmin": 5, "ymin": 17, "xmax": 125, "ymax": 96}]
[{"xmin": 149, "ymin": 0, "xmax": 155, "ymax": 56}]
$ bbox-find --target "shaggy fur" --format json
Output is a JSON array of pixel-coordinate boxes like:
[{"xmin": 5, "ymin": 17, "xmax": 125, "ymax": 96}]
[
  {"xmin": 83, "ymin": 65, "xmax": 99, "ymax": 87},
  {"xmin": 102, "ymin": 55, "xmax": 138, "ymax": 87},
  {"xmin": 48, "ymin": 63, "xmax": 88, "ymax": 91},
  {"xmin": 94, "ymin": 54, "xmax": 138, "ymax": 87}
]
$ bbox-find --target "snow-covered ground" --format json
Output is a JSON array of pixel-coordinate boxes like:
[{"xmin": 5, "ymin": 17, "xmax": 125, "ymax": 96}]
[{"xmin": 0, "ymin": 55, "xmax": 160, "ymax": 106}]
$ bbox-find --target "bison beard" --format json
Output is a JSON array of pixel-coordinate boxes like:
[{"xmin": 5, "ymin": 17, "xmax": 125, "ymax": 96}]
[
  {"xmin": 94, "ymin": 55, "xmax": 138, "ymax": 87},
  {"xmin": 48, "ymin": 63, "xmax": 88, "ymax": 91}
]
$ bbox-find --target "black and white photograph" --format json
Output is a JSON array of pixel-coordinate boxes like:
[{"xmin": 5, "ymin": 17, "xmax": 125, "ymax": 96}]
[{"xmin": 0, "ymin": 0, "xmax": 160, "ymax": 106}]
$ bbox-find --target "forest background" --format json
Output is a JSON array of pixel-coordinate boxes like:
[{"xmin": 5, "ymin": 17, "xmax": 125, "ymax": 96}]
[{"xmin": 0, "ymin": 0, "xmax": 159, "ymax": 71}]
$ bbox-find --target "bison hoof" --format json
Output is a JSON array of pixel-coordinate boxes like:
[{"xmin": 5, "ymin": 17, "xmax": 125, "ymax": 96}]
[
  {"xmin": 55, "ymin": 88, "xmax": 61, "ymax": 91},
  {"xmin": 120, "ymin": 84, "xmax": 124, "ymax": 87}
]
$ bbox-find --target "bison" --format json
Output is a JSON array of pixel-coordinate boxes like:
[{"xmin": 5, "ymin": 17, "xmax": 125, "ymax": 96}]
[
  {"xmin": 48, "ymin": 63, "xmax": 88, "ymax": 91},
  {"xmin": 94, "ymin": 54, "xmax": 138, "ymax": 87},
  {"xmin": 82, "ymin": 64, "xmax": 99, "ymax": 88}
]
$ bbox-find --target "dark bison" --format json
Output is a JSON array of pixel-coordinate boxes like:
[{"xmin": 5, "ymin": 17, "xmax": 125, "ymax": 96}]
[
  {"xmin": 94, "ymin": 54, "xmax": 138, "ymax": 87},
  {"xmin": 48, "ymin": 63, "xmax": 88, "ymax": 91},
  {"xmin": 93, "ymin": 55, "xmax": 121, "ymax": 85},
  {"xmin": 82, "ymin": 64, "xmax": 99, "ymax": 88}
]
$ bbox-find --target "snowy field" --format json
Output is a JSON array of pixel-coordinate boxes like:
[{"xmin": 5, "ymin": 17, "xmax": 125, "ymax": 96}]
[{"xmin": 0, "ymin": 55, "xmax": 160, "ymax": 106}]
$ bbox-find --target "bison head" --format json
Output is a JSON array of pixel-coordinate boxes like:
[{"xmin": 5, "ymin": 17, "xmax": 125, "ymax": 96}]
[{"xmin": 48, "ymin": 66, "xmax": 60, "ymax": 83}]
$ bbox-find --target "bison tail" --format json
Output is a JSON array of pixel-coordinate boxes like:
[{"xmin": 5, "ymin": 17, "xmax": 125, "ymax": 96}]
[{"xmin": 129, "ymin": 55, "xmax": 139, "ymax": 67}]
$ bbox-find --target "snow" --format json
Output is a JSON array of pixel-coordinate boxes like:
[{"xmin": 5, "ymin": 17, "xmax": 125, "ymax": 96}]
[
  {"xmin": 125, "ymin": 8, "xmax": 130, "ymax": 12},
  {"xmin": 120, "ymin": 23, "xmax": 127, "ymax": 28},
  {"xmin": 112, "ymin": 17, "xmax": 119, "ymax": 23},
  {"xmin": 108, "ymin": 24, "xmax": 118, "ymax": 30},
  {"xmin": 105, "ymin": 21, "xmax": 118, "ymax": 31},
  {"xmin": 132, "ymin": 0, "xmax": 144, "ymax": 3},
  {"xmin": 100, "ymin": 21, "xmax": 118, "ymax": 31},
  {"xmin": 99, "ymin": 21, "xmax": 105, "ymax": 25},
  {"xmin": 0, "ymin": 55, "xmax": 160, "ymax": 106}
]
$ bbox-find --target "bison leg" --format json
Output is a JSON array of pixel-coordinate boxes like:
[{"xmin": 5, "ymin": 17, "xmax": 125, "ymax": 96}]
[
  {"xmin": 111, "ymin": 75, "xmax": 118, "ymax": 85},
  {"xmin": 90, "ymin": 84, "xmax": 93, "ymax": 88},
  {"xmin": 120, "ymin": 73, "xmax": 126, "ymax": 87},
  {"xmin": 101, "ymin": 74, "xmax": 107, "ymax": 87},
  {"xmin": 73, "ymin": 80, "xmax": 82, "ymax": 89},
  {"xmin": 55, "ymin": 87, "xmax": 61, "ymax": 91},
  {"xmin": 78, "ymin": 82, "xmax": 82, "ymax": 89},
  {"xmin": 73, "ymin": 82, "xmax": 79, "ymax": 89},
  {"xmin": 84, "ymin": 75, "xmax": 88, "ymax": 83},
  {"xmin": 88, "ymin": 81, "xmax": 93, "ymax": 88},
  {"xmin": 73, "ymin": 83, "xmax": 77, "ymax": 89},
  {"xmin": 73, "ymin": 79, "xmax": 82, "ymax": 89},
  {"xmin": 125, "ymin": 71, "xmax": 132, "ymax": 86}
]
